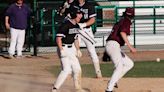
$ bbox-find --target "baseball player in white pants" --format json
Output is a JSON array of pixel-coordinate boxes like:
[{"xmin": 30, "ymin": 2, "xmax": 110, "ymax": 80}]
[
  {"xmin": 105, "ymin": 41, "xmax": 134, "ymax": 92},
  {"xmin": 52, "ymin": 7, "xmax": 86, "ymax": 92},
  {"xmin": 105, "ymin": 7, "xmax": 137, "ymax": 92},
  {"xmin": 76, "ymin": 0, "xmax": 102, "ymax": 78}
]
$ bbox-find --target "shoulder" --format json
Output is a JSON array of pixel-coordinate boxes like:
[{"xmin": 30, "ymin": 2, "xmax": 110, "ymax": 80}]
[
  {"xmin": 60, "ymin": 20, "xmax": 71, "ymax": 29},
  {"xmin": 8, "ymin": 3, "xmax": 16, "ymax": 8},
  {"xmin": 23, "ymin": 4, "xmax": 30, "ymax": 8}
]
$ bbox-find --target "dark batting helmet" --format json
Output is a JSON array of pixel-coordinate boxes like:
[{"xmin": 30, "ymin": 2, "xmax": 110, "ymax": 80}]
[{"xmin": 69, "ymin": 6, "xmax": 83, "ymax": 19}]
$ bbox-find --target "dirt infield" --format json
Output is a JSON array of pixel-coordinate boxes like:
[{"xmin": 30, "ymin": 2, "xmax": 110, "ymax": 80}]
[{"xmin": 0, "ymin": 50, "xmax": 164, "ymax": 92}]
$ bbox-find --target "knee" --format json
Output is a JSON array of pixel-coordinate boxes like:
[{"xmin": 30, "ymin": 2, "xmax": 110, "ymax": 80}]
[
  {"xmin": 128, "ymin": 61, "xmax": 134, "ymax": 70},
  {"xmin": 62, "ymin": 67, "xmax": 72, "ymax": 74}
]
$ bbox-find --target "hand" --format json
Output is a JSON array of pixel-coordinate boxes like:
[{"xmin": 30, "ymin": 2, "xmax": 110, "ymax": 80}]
[
  {"xmin": 130, "ymin": 48, "xmax": 137, "ymax": 53},
  {"xmin": 78, "ymin": 23, "xmax": 87, "ymax": 29},
  {"xmin": 5, "ymin": 23, "xmax": 10, "ymax": 30},
  {"xmin": 76, "ymin": 50, "xmax": 82, "ymax": 58},
  {"xmin": 60, "ymin": 49, "xmax": 68, "ymax": 58},
  {"xmin": 64, "ymin": 2, "xmax": 70, "ymax": 8}
]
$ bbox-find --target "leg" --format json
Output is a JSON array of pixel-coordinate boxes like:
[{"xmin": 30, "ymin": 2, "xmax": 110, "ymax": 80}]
[
  {"xmin": 105, "ymin": 41, "xmax": 124, "ymax": 91},
  {"xmin": 8, "ymin": 28, "xmax": 18, "ymax": 55},
  {"xmin": 72, "ymin": 57, "xmax": 82, "ymax": 90},
  {"xmin": 16, "ymin": 29, "xmax": 25, "ymax": 56},
  {"xmin": 53, "ymin": 48, "xmax": 72, "ymax": 89},
  {"xmin": 79, "ymin": 28, "xmax": 102, "ymax": 78},
  {"xmin": 117, "ymin": 53, "xmax": 134, "ymax": 80}
]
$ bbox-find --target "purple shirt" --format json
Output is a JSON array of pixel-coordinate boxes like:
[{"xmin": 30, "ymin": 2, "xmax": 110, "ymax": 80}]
[
  {"xmin": 106, "ymin": 17, "xmax": 132, "ymax": 46},
  {"xmin": 5, "ymin": 3, "xmax": 31, "ymax": 30}
]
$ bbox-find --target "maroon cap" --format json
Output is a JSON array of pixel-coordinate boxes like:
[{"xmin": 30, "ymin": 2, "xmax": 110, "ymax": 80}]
[{"xmin": 125, "ymin": 7, "xmax": 134, "ymax": 16}]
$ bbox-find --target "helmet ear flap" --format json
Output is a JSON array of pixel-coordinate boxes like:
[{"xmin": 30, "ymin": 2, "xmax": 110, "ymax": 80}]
[{"xmin": 70, "ymin": 11, "xmax": 77, "ymax": 19}]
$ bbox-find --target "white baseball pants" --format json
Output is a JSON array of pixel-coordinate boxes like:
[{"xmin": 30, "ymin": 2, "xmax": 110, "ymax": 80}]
[
  {"xmin": 8, "ymin": 28, "xmax": 25, "ymax": 56},
  {"xmin": 78, "ymin": 27, "xmax": 101, "ymax": 76},
  {"xmin": 105, "ymin": 40, "xmax": 134, "ymax": 91},
  {"xmin": 54, "ymin": 45, "xmax": 82, "ymax": 90}
]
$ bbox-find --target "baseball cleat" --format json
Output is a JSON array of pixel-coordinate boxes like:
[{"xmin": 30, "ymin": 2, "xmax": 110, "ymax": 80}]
[
  {"xmin": 51, "ymin": 87, "xmax": 57, "ymax": 92},
  {"xmin": 105, "ymin": 91, "xmax": 112, "ymax": 92},
  {"xmin": 114, "ymin": 83, "xmax": 118, "ymax": 88},
  {"xmin": 96, "ymin": 71, "xmax": 102, "ymax": 78},
  {"xmin": 8, "ymin": 54, "xmax": 14, "ymax": 59}
]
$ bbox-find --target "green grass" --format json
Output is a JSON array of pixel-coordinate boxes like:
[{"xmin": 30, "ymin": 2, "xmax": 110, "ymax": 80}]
[{"xmin": 47, "ymin": 61, "xmax": 164, "ymax": 78}]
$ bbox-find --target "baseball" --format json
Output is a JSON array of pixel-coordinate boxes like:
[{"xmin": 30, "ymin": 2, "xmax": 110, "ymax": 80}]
[{"xmin": 156, "ymin": 58, "xmax": 160, "ymax": 62}]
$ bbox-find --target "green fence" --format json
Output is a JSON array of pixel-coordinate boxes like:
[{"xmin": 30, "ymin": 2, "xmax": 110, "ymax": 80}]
[
  {"xmin": 1, "ymin": 1, "xmax": 164, "ymax": 54},
  {"xmin": 94, "ymin": 5, "xmax": 164, "ymax": 47}
]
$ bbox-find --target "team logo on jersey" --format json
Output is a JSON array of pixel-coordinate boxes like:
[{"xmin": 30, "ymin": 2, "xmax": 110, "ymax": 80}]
[
  {"xmin": 69, "ymin": 28, "xmax": 79, "ymax": 34},
  {"xmin": 80, "ymin": 8, "xmax": 88, "ymax": 19}
]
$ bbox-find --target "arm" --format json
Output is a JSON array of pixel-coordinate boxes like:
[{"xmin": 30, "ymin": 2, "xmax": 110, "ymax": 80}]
[
  {"xmin": 74, "ymin": 38, "xmax": 80, "ymax": 50},
  {"xmin": 85, "ymin": 17, "xmax": 95, "ymax": 27},
  {"xmin": 120, "ymin": 32, "xmax": 136, "ymax": 53},
  {"xmin": 78, "ymin": 17, "xmax": 95, "ymax": 29},
  {"xmin": 5, "ymin": 16, "xmax": 10, "ymax": 30},
  {"xmin": 74, "ymin": 38, "xmax": 82, "ymax": 58},
  {"xmin": 56, "ymin": 37, "xmax": 63, "ymax": 51}
]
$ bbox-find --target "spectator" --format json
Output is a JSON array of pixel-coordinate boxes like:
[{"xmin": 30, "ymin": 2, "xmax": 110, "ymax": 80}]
[{"xmin": 5, "ymin": 0, "xmax": 31, "ymax": 58}]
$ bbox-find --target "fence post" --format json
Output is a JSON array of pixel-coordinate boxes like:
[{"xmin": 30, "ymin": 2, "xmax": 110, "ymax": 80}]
[
  {"xmin": 40, "ymin": 8, "xmax": 44, "ymax": 46},
  {"xmin": 133, "ymin": 0, "xmax": 136, "ymax": 48},
  {"xmin": 52, "ymin": 9, "xmax": 56, "ymax": 44},
  {"xmin": 33, "ymin": 0, "xmax": 38, "ymax": 56},
  {"xmin": 153, "ymin": 6, "xmax": 156, "ymax": 34}
]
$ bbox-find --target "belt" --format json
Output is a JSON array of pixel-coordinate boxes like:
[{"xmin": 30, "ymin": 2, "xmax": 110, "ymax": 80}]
[{"xmin": 62, "ymin": 44, "xmax": 72, "ymax": 48}]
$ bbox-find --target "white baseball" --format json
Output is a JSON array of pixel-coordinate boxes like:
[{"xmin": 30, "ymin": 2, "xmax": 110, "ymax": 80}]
[{"xmin": 156, "ymin": 58, "xmax": 160, "ymax": 62}]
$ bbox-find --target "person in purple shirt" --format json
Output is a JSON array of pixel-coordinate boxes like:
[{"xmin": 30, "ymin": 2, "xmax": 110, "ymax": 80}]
[
  {"xmin": 5, "ymin": 0, "xmax": 31, "ymax": 58},
  {"xmin": 105, "ymin": 7, "xmax": 137, "ymax": 92}
]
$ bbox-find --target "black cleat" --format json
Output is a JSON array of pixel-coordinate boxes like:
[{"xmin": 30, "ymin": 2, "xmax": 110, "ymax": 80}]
[
  {"xmin": 105, "ymin": 90, "xmax": 113, "ymax": 92},
  {"xmin": 114, "ymin": 83, "xmax": 118, "ymax": 88}
]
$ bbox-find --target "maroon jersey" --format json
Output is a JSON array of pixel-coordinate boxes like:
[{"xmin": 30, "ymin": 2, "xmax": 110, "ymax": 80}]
[{"xmin": 106, "ymin": 17, "xmax": 132, "ymax": 46}]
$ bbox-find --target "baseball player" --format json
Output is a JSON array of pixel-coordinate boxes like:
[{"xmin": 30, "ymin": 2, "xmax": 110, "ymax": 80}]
[
  {"xmin": 76, "ymin": 0, "xmax": 102, "ymax": 78},
  {"xmin": 52, "ymin": 7, "xmax": 86, "ymax": 92},
  {"xmin": 57, "ymin": 0, "xmax": 75, "ymax": 16},
  {"xmin": 105, "ymin": 7, "xmax": 137, "ymax": 92}
]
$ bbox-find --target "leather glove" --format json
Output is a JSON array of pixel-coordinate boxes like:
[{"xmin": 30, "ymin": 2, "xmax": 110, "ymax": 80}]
[
  {"xmin": 60, "ymin": 49, "xmax": 67, "ymax": 58},
  {"xmin": 78, "ymin": 23, "xmax": 87, "ymax": 29},
  {"xmin": 76, "ymin": 50, "xmax": 82, "ymax": 58}
]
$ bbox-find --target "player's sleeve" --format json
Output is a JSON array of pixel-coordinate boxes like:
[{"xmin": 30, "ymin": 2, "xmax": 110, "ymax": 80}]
[
  {"xmin": 120, "ymin": 21, "xmax": 130, "ymax": 35},
  {"xmin": 88, "ymin": 3, "xmax": 96, "ymax": 18},
  {"xmin": 56, "ymin": 23, "xmax": 68, "ymax": 38},
  {"xmin": 5, "ymin": 5, "xmax": 13, "ymax": 17}
]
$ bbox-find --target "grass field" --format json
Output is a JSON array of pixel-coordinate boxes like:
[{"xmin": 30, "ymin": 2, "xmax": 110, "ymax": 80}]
[{"xmin": 48, "ymin": 60, "xmax": 164, "ymax": 78}]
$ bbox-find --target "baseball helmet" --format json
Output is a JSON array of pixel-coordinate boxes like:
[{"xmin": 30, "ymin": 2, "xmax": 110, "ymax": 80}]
[
  {"xmin": 125, "ymin": 7, "xmax": 135, "ymax": 17},
  {"xmin": 69, "ymin": 6, "xmax": 83, "ymax": 19}
]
